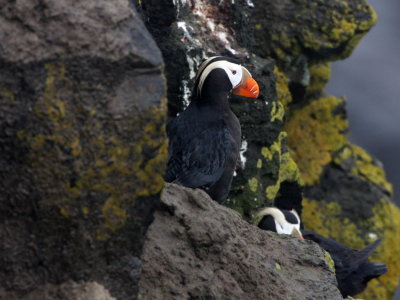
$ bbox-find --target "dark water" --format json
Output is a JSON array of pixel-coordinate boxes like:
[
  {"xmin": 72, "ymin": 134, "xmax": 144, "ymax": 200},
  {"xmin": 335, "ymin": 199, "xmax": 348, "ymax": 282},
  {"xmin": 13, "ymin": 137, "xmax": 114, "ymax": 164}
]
[{"xmin": 326, "ymin": 1, "xmax": 400, "ymax": 298}]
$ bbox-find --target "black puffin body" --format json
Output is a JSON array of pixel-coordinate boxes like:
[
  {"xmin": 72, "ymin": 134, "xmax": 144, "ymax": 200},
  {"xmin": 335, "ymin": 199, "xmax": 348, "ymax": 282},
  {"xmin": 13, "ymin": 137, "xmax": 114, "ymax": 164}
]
[
  {"xmin": 302, "ymin": 230, "xmax": 388, "ymax": 297},
  {"xmin": 166, "ymin": 56, "xmax": 259, "ymax": 203},
  {"xmin": 257, "ymin": 207, "xmax": 388, "ymax": 297}
]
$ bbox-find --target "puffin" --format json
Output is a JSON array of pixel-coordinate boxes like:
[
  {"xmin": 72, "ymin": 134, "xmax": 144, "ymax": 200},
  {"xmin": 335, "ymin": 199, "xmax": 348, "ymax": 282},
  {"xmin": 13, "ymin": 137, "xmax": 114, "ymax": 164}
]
[
  {"xmin": 256, "ymin": 207, "xmax": 303, "ymax": 238},
  {"xmin": 165, "ymin": 56, "xmax": 259, "ymax": 203},
  {"xmin": 257, "ymin": 207, "xmax": 388, "ymax": 297}
]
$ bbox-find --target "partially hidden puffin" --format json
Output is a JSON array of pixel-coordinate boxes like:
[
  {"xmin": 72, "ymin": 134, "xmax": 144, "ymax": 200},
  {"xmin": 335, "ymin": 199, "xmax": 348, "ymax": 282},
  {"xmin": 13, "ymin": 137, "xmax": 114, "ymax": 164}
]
[
  {"xmin": 256, "ymin": 207, "xmax": 303, "ymax": 238},
  {"xmin": 165, "ymin": 56, "xmax": 259, "ymax": 203},
  {"xmin": 257, "ymin": 207, "xmax": 388, "ymax": 297}
]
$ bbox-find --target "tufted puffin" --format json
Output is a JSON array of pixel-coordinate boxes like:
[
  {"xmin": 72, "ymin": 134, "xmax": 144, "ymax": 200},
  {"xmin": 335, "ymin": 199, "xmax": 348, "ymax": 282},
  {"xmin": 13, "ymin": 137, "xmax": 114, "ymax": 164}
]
[
  {"xmin": 256, "ymin": 207, "xmax": 303, "ymax": 238},
  {"xmin": 165, "ymin": 56, "xmax": 259, "ymax": 203},
  {"xmin": 257, "ymin": 207, "xmax": 388, "ymax": 297}
]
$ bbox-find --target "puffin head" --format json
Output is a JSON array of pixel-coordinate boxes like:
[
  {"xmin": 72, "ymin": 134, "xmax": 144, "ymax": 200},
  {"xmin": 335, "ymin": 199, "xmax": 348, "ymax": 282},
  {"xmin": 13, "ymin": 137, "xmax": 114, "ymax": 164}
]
[
  {"xmin": 257, "ymin": 207, "xmax": 303, "ymax": 239},
  {"xmin": 195, "ymin": 56, "xmax": 260, "ymax": 99}
]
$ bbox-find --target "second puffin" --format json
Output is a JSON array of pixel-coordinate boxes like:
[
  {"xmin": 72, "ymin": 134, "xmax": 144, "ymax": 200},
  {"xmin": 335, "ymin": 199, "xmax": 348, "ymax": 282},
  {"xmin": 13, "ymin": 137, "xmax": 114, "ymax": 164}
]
[{"xmin": 165, "ymin": 56, "xmax": 259, "ymax": 203}]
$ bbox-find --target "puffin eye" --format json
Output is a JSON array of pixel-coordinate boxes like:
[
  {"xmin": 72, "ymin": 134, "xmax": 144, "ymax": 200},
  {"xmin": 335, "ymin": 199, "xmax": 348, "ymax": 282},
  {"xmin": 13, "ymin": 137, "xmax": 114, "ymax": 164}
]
[{"xmin": 232, "ymin": 70, "xmax": 237, "ymax": 75}]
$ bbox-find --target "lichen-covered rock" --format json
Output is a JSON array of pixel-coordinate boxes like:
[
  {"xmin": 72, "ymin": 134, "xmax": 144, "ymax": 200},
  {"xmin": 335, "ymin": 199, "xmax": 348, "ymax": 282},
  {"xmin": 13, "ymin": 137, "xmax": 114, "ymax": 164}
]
[
  {"xmin": 252, "ymin": 0, "xmax": 377, "ymax": 61},
  {"xmin": 139, "ymin": 0, "xmax": 399, "ymax": 298},
  {"xmin": 0, "ymin": 0, "xmax": 166, "ymax": 298},
  {"xmin": 138, "ymin": 183, "xmax": 343, "ymax": 300}
]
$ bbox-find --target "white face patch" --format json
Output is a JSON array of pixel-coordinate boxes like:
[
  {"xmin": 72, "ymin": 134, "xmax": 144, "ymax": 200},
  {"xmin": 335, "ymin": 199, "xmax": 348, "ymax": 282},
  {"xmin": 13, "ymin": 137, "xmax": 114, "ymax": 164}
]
[
  {"xmin": 257, "ymin": 207, "xmax": 301, "ymax": 236},
  {"xmin": 197, "ymin": 60, "xmax": 243, "ymax": 96},
  {"xmin": 274, "ymin": 218, "xmax": 301, "ymax": 235}
]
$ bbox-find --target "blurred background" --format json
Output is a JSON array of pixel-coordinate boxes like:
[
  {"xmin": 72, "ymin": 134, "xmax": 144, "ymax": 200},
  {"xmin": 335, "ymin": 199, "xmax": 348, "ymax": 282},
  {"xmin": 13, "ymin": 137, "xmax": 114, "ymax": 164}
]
[
  {"xmin": 327, "ymin": 0, "xmax": 400, "ymax": 207},
  {"xmin": 326, "ymin": 1, "xmax": 400, "ymax": 298}
]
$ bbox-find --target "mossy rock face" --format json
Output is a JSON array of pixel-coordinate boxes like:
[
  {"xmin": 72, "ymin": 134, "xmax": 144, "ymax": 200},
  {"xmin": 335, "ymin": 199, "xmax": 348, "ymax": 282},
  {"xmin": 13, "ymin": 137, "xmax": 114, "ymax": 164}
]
[
  {"xmin": 252, "ymin": 0, "xmax": 377, "ymax": 61},
  {"xmin": 228, "ymin": 58, "xmax": 302, "ymax": 220},
  {"xmin": 0, "ymin": 1, "xmax": 166, "ymax": 298}
]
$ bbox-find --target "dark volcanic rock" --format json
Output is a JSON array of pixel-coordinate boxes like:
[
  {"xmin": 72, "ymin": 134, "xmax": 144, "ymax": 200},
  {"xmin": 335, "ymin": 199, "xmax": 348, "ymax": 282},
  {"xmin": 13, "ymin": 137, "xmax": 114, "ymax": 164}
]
[
  {"xmin": 138, "ymin": 183, "xmax": 343, "ymax": 300},
  {"xmin": 0, "ymin": 0, "xmax": 166, "ymax": 299}
]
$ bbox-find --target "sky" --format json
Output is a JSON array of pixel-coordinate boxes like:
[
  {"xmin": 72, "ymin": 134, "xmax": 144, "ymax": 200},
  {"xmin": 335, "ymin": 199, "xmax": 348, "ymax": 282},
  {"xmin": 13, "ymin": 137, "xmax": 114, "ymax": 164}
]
[{"xmin": 326, "ymin": 1, "xmax": 400, "ymax": 298}]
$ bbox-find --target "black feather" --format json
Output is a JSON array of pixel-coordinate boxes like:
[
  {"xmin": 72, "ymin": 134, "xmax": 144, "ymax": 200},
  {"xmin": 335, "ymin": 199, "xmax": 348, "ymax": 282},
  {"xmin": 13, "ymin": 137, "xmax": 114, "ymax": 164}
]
[
  {"xmin": 165, "ymin": 62, "xmax": 242, "ymax": 203},
  {"xmin": 302, "ymin": 230, "xmax": 387, "ymax": 297}
]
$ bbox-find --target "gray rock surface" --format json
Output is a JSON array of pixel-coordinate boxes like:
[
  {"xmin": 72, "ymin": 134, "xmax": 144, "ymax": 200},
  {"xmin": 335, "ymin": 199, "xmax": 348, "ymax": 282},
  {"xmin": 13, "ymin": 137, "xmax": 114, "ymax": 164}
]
[
  {"xmin": 138, "ymin": 183, "xmax": 343, "ymax": 300},
  {"xmin": 0, "ymin": 1, "xmax": 166, "ymax": 299},
  {"xmin": 0, "ymin": 281, "xmax": 116, "ymax": 300}
]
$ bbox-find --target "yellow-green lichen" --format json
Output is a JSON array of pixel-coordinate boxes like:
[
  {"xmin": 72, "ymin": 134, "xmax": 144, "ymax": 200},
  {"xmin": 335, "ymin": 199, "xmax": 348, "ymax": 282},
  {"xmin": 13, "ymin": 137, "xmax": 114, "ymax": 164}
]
[
  {"xmin": 263, "ymin": 132, "xmax": 302, "ymax": 200},
  {"xmin": 270, "ymin": 101, "xmax": 285, "ymax": 122},
  {"xmin": 17, "ymin": 62, "xmax": 167, "ymax": 241},
  {"xmin": 248, "ymin": 177, "xmax": 259, "ymax": 192},
  {"xmin": 307, "ymin": 63, "xmax": 331, "ymax": 97},
  {"xmin": 323, "ymin": 250, "xmax": 335, "ymax": 273},
  {"xmin": 0, "ymin": 88, "xmax": 14, "ymax": 102},
  {"xmin": 256, "ymin": 159, "xmax": 262, "ymax": 169},
  {"xmin": 359, "ymin": 199, "xmax": 400, "ymax": 300},
  {"xmin": 302, "ymin": 197, "xmax": 400, "ymax": 299},
  {"xmin": 284, "ymin": 96, "xmax": 348, "ymax": 185},
  {"xmin": 351, "ymin": 145, "xmax": 393, "ymax": 195},
  {"xmin": 101, "ymin": 196, "xmax": 127, "ymax": 232},
  {"xmin": 302, "ymin": 198, "xmax": 365, "ymax": 248},
  {"xmin": 273, "ymin": 66, "xmax": 292, "ymax": 110},
  {"xmin": 256, "ymin": 1, "xmax": 377, "ymax": 61}
]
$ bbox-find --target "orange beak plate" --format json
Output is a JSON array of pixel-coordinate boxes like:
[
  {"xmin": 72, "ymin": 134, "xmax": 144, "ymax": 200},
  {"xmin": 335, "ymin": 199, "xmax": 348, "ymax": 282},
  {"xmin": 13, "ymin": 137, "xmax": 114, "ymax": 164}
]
[{"xmin": 232, "ymin": 77, "xmax": 260, "ymax": 98}]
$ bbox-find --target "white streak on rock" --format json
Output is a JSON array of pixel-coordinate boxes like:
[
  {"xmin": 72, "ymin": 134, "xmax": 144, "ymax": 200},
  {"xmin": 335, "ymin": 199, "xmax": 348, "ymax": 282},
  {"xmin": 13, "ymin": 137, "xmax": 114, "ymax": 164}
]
[
  {"xmin": 245, "ymin": 0, "xmax": 254, "ymax": 7},
  {"xmin": 181, "ymin": 80, "xmax": 191, "ymax": 108},
  {"xmin": 240, "ymin": 140, "xmax": 248, "ymax": 169}
]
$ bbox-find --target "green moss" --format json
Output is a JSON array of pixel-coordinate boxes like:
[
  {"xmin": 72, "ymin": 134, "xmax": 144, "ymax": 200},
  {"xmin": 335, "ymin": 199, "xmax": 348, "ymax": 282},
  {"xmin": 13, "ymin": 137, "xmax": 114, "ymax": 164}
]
[{"xmin": 284, "ymin": 96, "xmax": 348, "ymax": 185}]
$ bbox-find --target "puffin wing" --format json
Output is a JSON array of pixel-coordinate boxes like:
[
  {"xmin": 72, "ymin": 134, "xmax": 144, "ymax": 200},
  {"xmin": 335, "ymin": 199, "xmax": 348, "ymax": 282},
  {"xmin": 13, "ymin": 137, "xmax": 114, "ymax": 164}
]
[{"xmin": 166, "ymin": 124, "xmax": 236, "ymax": 189}]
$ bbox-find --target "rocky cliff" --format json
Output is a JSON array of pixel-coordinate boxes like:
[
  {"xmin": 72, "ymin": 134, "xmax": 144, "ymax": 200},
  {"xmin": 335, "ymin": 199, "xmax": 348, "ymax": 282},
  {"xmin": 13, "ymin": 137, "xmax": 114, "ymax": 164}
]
[
  {"xmin": 138, "ymin": 183, "xmax": 342, "ymax": 300},
  {"xmin": 0, "ymin": 0, "xmax": 166, "ymax": 299},
  {"xmin": 139, "ymin": 0, "xmax": 399, "ymax": 299},
  {"xmin": 0, "ymin": 0, "xmax": 399, "ymax": 299}
]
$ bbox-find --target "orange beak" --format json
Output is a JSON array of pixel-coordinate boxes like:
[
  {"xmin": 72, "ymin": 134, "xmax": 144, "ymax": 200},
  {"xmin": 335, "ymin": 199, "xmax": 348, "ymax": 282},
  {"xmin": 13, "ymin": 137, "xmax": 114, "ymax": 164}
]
[
  {"xmin": 232, "ymin": 77, "xmax": 260, "ymax": 98},
  {"xmin": 291, "ymin": 228, "xmax": 304, "ymax": 239}
]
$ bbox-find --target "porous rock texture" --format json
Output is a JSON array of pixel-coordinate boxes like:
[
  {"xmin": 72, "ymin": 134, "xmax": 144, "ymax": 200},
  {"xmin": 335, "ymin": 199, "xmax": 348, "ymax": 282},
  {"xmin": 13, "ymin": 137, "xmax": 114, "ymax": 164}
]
[
  {"xmin": 138, "ymin": 183, "xmax": 342, "ymax": 300},
  {"xmin": 0, "ymin": 281, "xmax": 116, "ymax": 300},
  {"xmin": 139, "ymin": 0, "xmax": 400, "ymax": 298},
  {"xmin": 0, "ymin": 0, "xmax": 166, "ymax": 299}
]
